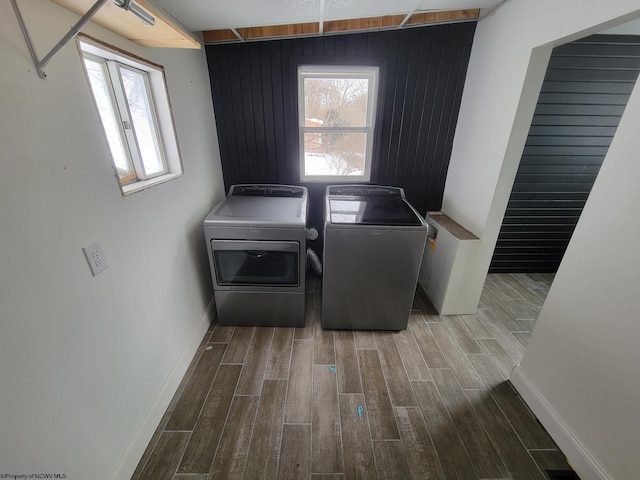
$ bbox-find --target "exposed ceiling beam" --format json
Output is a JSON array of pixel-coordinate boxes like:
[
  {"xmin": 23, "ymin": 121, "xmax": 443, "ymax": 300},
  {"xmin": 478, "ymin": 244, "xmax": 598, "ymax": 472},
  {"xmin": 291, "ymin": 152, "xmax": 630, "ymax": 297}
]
[{"xmin": 201, "ymin": 9, "xmax": 480, "ymax": 44}]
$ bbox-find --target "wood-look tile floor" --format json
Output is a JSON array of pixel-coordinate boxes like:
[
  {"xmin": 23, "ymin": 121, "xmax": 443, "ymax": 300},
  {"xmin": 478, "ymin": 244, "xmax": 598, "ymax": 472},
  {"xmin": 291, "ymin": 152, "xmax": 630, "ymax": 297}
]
[{"xmin": 133, "ymin": 273, "xmax": 577, "ymax": 480}]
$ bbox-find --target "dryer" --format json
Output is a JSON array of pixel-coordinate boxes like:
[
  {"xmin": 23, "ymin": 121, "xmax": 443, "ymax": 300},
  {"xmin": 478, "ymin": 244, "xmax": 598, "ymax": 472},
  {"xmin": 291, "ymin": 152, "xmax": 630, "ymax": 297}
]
[{"xmin": 203, "ymin": 184, "xmax": 308, "ymax": 327}]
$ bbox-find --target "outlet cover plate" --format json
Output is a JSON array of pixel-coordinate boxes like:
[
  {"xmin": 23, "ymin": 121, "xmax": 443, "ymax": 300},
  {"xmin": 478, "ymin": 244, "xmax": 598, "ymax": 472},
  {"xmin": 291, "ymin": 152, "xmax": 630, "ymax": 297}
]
[{"xmin": 82, "ymin": 241, "xmax": 109, "ymax": 276}]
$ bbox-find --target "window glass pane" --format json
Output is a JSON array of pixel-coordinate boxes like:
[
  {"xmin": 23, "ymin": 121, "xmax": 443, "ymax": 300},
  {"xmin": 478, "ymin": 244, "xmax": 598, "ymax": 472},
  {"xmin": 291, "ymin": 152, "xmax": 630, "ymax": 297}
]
[
  {"xmin": 303, "ymin": 132, "xmax": 367, "ymax": 176},
  {"xmin": 119, "ymin": 67, "xmax": 164, "ymax": 175},
  {"xmin": 83, "ymin": 58, "xmax": 132, "ymax": 178},
  {"xmin": 303, "ymin": 78, "xmax": 369, "ymax": 127}
]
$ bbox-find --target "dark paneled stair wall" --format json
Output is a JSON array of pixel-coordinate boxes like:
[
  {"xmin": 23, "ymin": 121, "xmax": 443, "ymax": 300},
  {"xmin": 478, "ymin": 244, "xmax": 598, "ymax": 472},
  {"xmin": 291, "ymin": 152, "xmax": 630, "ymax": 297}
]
[{"xmin": 490, "ymin": 34, "xmax": 640, "ymax": 273}]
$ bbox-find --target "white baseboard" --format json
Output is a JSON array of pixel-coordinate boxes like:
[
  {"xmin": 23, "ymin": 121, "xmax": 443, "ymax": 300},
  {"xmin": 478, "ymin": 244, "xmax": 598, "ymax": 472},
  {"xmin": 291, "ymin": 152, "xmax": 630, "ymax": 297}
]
[
  {"xmin": 510, "ymin": 365, "xmax": 611, "ymax": 480},
  {"xmin": 108, "ymin": 297, "xmax": 215, "ymax": 480}
]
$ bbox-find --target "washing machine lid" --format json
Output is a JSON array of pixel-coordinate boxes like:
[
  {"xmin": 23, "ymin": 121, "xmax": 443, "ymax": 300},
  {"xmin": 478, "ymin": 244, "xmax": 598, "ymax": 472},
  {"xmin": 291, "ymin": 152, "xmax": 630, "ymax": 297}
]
[
  {"xmin": 329, "ymin": 197, "xmax": 424, "ymax": 225},
  {"xmin": 327, "ymin": 185, "xmax": 424, "ymax": 226},
  {"xmin": 204, "ymin": 184, "xmax": 308, "ymax": 228}
]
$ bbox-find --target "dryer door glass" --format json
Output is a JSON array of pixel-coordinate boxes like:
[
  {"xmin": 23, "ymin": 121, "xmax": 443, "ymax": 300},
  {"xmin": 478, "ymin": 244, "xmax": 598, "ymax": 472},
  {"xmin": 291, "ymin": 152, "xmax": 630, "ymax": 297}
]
[{"xmin": 211, "ymin": 240, "xmax": 299, "ymax": 286}]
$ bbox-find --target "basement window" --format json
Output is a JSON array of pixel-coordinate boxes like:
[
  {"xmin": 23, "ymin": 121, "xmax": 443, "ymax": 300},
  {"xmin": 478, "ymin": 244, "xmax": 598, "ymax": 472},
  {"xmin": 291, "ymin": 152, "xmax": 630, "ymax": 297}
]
[
  {"xmin": 77, "ymin": 37, "xmax": 183, "ymax": 195},
  {"xmin": 298, "ymin": 65, "xmax": 379, "ymax": 182}
]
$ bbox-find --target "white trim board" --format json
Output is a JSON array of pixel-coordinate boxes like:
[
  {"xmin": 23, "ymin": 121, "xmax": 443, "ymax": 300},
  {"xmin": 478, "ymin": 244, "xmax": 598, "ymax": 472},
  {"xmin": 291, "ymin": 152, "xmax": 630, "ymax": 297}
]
[
  {"xmin": 107, "ymin": 297, "xmax": 216, "ymax": 480},
  {"xmin": 510, "ymin": 366, "xmax": 612, "ymax": 480}
]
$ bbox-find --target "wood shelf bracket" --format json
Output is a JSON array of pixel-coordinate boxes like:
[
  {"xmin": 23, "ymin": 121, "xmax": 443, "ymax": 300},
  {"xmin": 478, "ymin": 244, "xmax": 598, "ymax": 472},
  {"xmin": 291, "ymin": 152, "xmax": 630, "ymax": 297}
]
[{"xmin": 11, "ymin": 0, "xmax": 110, "ymax": 79}]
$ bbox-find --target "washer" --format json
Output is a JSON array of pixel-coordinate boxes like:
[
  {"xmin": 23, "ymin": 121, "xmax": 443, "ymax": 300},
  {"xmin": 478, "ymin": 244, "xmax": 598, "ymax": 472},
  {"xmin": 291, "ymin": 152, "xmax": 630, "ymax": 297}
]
[
  {"xmin": 203, "ymin": 184, "xmax": 308, "ymax": 327},
  {"xmin": 322, "ymin": 185, "xmax": 428, "ymax": 330}
]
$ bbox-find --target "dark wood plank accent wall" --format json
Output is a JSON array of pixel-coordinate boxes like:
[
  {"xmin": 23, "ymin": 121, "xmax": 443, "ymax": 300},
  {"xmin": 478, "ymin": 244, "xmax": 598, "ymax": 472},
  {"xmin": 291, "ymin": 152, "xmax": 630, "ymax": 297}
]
[
  {"xmin": 205, "ymin": 23, "xmax": 476, "ymax": 236},
  {"xmin": 490, "ymin": 35, "xmax": 640, "ymax": 273}
]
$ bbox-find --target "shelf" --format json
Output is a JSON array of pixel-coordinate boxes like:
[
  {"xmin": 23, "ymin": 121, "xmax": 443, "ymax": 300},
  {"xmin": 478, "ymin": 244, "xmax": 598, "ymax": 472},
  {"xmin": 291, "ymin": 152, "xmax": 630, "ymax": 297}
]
[
  {"xmin": 427, "ymin": 211, "xmax": 479, "ymax": 241},
  {"xmin": 50, "ymin": 0, "xmax": 201, "ymax": 49}
]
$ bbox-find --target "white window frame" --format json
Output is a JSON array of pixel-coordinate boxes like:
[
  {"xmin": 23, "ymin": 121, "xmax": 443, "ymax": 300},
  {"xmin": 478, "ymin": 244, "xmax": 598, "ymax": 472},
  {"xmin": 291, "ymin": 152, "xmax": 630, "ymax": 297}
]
[
  {"xmin": 298, "ymin": 65, "xmax": 379, "ymax": 183},
  {"xmin": 77, "ymin": 36, "xmax": 183, "ymax": 195}
]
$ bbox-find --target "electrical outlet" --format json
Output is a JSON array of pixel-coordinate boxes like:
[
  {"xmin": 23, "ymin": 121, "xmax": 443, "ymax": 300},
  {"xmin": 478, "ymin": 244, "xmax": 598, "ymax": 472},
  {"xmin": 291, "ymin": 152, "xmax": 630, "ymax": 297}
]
[{"xmin": 82, "ymin": 241, "xmax": 109, "ymax": 276}]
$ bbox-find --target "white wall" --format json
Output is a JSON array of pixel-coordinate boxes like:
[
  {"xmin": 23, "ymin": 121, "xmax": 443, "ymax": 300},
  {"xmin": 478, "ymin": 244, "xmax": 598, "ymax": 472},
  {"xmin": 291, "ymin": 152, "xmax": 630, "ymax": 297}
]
[
  {"xmin": 514, "ymin": 73, "xmax": 640, "ymax": 480},
  {"xmin": 436, "ymin": 0, "xmax": 640, "ymax": 478},
  {"xmin": 434, "ymin": 0, "xmax": 640, "ymax": 313},
  {"xmin": 432, "ymin": 0, "xmax": 640, "ymax": 311},
  {"xmin": 445, "ymin": 0, "xmax": 640, "ymax": 234},
  {"xmin": 0, "ymin": 1, "xmax": 224, "ymax": 479}
]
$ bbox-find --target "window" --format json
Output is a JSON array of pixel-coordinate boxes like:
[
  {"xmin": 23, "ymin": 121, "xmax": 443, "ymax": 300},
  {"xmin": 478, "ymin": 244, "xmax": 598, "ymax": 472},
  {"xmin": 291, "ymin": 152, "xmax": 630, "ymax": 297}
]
[
  {"xmin": 78, "ymin": 37, "xmax": 183, "ymax": 195},
  {"xmin": 298, "ymin": 65, "xmax": 379, "ymax": 182}
]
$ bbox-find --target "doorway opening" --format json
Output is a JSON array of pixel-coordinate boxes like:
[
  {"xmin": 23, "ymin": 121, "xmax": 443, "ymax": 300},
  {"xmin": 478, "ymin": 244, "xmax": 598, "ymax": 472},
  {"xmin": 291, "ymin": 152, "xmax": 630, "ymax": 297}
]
[{"xmin": 490, "ymin": 32, "xmax": 640, "ymax": 274}]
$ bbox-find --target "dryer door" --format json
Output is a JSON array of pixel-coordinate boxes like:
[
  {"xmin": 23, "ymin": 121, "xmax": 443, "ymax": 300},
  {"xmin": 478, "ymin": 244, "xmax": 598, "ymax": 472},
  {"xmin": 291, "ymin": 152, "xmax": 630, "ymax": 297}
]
[{"xmin": 211, "ymin": 240, "xmax": 300, "ymax": 287}]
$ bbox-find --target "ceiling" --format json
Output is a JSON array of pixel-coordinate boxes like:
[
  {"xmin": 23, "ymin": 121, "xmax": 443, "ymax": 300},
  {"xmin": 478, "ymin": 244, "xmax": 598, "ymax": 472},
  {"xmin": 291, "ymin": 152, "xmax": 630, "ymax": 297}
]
[
  {"xmin": 42, "ymin": 0, "xmax": 638, "ymax": 51},
  {"xmin": 149, "ymin": 0, "xmax": 506, "ymax": 43}
]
